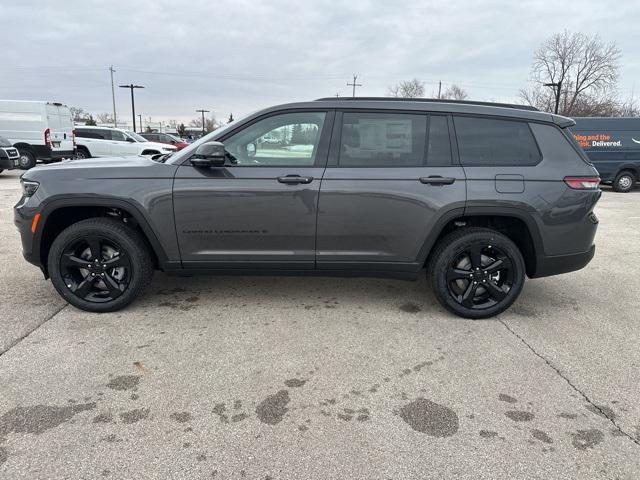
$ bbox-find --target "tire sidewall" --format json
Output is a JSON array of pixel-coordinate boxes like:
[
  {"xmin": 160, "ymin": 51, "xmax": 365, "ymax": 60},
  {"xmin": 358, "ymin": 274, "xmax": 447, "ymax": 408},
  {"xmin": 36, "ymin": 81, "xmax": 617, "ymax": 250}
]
[
  {"xmin": 18, "ymin": 150, "xmax": 36, "ymax": 169},
  {"xmin": 75, "ymin": 148, "xmax": 90, "ymax": 159},
  {"xmin": 431, "ymin": 231, "xmax": 525, "ymax": 319},
  {"xmin": 614, "ymin": 172, "xmax": 634, "ymax": 193},
  {"xmin": 48, "ymin": 221, "xmax": 149, "ymax": 312}
]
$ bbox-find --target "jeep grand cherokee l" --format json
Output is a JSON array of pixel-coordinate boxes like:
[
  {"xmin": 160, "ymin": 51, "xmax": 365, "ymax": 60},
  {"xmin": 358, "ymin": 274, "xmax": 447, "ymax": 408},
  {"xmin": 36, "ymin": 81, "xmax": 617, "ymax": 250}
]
[{"xmin": 14, "ymin": 98, "xmax": 601, "ymax": 318}]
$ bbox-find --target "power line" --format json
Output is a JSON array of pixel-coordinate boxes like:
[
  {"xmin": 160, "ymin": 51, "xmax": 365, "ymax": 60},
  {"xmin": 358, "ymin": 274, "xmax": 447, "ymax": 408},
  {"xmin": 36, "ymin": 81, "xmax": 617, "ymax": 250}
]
[
  {"xmin": 195, "ymin": 109, "xmax": 210, "ymax": 136},
  {"xmin": 347, "ymin": 74, "xmax": 363, "ymax": 97}
]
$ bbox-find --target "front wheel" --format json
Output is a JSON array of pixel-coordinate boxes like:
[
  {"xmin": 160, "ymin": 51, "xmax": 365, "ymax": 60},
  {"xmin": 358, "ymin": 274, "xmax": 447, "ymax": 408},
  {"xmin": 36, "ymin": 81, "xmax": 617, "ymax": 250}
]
[
  {"xmin": 48, "ymin": 218, "xmax": 154, "ymax": 312},
  {"xmin": 429, "ymin": 228, "xmax": 525, "ymax": 319},
  {"xmin": 612, "ymin": 171, "xmax": 635, "ymax": 193},
  {"xmin": 18, "ymin": 150, "xmax": 37, "ymax": 169}
]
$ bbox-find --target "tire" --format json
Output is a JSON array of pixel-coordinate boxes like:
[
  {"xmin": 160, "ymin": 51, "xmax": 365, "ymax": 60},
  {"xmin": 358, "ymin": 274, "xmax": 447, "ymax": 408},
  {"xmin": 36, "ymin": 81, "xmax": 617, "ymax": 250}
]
[
  {"xmin": 48, "ymin": 218, "xmax": 154, "ymax": 312},
  {"xmin": 75, "ymin": 147, "xmax": 91, "ymax": 159},
  {"xmin": 428, "ymin": 227, "xmax": 526, "ymax": 319},
  {"xmin": 612, "ymin": 170, "xmax": 635, "ymax": 193},
  {"xmin": 18, "ymin": 149, "xmax": 37, "ymax": 169}
]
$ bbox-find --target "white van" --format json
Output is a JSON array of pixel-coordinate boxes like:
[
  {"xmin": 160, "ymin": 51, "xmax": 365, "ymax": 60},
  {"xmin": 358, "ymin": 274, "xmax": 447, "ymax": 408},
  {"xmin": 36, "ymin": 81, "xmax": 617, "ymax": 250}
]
[{"xmin": 0, "ymin": 100, "xmax": 75, "ymax": 169}]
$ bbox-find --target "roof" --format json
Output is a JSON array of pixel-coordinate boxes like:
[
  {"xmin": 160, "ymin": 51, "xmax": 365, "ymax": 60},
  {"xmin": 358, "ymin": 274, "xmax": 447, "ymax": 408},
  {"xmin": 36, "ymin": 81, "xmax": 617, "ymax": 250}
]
[
  {"xmin": 257, "ymin": 99, "xmax": 574, "ymax": 127},
  {"xmin": 316, "ymin": 97, "xmax": 539, "ymax": 111}
]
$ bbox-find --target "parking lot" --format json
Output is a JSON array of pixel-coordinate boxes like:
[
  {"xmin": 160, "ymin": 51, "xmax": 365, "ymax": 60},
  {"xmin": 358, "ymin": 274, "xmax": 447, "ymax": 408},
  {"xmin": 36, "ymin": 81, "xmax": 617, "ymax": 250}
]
[{"xmin": 0, "ymin": 168, "xmax": 638, "ymax": 479}]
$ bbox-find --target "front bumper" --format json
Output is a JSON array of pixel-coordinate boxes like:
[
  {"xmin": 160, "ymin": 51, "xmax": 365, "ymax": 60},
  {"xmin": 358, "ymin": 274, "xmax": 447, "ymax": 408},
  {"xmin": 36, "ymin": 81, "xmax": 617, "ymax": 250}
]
[
  {"xmin": 530, "ymin": 244, "xmax": 596, "ymax": 278},
  {"xmin": 14, "ymin": 198, "xmax": 41, "ymax": 268},
  {"xmin": 0, "ymin": 156, "xmax": 18, "ymax": 170}
]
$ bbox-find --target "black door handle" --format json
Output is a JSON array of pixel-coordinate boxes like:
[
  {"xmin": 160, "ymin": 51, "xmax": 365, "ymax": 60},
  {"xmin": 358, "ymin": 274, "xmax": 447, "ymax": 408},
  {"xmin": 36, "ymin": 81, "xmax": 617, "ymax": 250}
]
[
  {"xmin": 419, "ymin": 176, "xmax": 456, "ymax": 185},
  {"xmin": 277, "ymin": 175, "xmax": 314, "ymax": 185}
]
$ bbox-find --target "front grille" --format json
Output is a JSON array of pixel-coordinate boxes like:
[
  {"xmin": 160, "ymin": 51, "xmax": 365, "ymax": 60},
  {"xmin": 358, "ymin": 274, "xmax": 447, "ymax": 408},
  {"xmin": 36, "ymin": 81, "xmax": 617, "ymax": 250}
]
[{"xmin": 2, "ymin": 148, "xmax": 18, "ymax": 158}]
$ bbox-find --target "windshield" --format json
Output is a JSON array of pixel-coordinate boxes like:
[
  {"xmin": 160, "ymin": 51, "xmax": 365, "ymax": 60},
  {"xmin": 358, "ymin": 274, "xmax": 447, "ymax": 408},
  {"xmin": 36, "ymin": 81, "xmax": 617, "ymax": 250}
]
[
  {"xmin": 166, "ymin": 134, "xmax": 183, "ymax": 142},
  {"xmin": 126, "ymin": 131, "xmax": 148, "ymax": 142},
  {"xmin": 0, "ymin": 136, "xmax": 11, "ymax": 147}
]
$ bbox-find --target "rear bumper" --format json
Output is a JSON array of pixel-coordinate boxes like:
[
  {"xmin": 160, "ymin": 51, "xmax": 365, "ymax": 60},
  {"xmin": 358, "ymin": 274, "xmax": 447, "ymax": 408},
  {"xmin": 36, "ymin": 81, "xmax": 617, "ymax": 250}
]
[
  {"xmin": 31, "ymin": 145, "xmax": 75, "ymax": 161},
  {"xmin": 530, "ymin": 244, "xmax": 596, "ymax": 278}
]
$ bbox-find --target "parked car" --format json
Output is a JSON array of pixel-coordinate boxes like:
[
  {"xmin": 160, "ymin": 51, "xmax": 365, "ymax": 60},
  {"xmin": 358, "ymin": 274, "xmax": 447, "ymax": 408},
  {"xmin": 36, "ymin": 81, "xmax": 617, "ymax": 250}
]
[
  {"xmin": 139, "ymin": 132, "xmax": 189, "ymax": 150},
  {"xmin": 0, "ymin": 135, "xmax": 21, "ymax": 174},
  {"xmin": 571, "ymin": 117, "xmax": 640, "ymax": 192},
  {"xmin": 0, "ymin": 100, "xmax": 75, "ymax": 169},
  {"xmin": 14, "ymin": 98, "xmax": 601, "ymax": 318},
  {"xmin": 74, "ymin": 127, "xmax": 177, "ymax": 158}
]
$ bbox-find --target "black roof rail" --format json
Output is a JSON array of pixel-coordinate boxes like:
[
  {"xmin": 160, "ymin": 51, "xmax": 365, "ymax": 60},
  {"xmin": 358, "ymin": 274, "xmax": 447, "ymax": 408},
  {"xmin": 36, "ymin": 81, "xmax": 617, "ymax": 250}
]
[{"xmin": 314, "ymin": 97, "xmax": 539, "ymax": 111}]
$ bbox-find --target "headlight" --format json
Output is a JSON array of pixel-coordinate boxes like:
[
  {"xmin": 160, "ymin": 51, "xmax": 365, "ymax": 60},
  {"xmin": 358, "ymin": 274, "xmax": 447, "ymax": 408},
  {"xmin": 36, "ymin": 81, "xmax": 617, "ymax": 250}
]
[{"xmin": 21, "ymin": 179, "xmax": 40, "ymax": 197}]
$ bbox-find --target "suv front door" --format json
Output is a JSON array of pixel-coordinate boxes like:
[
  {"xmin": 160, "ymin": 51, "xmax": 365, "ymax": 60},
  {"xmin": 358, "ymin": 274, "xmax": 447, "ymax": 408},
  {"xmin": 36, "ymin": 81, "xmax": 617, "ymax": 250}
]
[
  {"xmin": 173, "ymin": 110, "xmax": 332, "ymax": 269},
  {"xmin": 316, "ymin": 111, "xmax": 466, "ymax": 273}
]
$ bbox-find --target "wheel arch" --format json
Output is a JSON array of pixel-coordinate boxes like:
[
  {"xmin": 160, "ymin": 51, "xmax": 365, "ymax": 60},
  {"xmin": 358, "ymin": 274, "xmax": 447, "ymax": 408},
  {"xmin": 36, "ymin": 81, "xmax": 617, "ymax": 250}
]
[
  {"xmin": 615, "ymin": 165, "xmax": 639, "ymax": 180},
  {"xmin": 36, "ymin": 197, "xmax": 169, "ymax": 276},
  {"xmin": 420, "ymin": 207, "xmax": 544, "ymax": 278}
]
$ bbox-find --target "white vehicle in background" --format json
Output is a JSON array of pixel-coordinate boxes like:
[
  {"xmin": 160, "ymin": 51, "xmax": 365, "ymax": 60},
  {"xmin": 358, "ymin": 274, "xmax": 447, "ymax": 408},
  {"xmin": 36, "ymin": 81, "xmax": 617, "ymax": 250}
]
[
  {"xmin": 74, "ymin": 126, "xmax": 177, "ymax": 158},
  {"xmin": 0, "ymin": 100, "xmax": 75, "ymax": 169}
]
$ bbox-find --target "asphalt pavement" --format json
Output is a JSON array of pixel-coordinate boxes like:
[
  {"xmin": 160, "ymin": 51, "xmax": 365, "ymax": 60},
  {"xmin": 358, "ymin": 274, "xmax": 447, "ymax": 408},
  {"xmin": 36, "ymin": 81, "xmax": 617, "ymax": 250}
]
[{"xmin": 0, "ymin": 168, "xmax": 638, "ymax": 479}]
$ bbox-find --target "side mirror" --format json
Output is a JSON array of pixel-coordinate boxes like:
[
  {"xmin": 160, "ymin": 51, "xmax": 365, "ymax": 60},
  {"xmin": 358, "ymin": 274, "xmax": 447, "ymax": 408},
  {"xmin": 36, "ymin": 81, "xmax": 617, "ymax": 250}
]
[{"xmin": 191, "ymin": 141, "xmax": 226, "ymax": 168}]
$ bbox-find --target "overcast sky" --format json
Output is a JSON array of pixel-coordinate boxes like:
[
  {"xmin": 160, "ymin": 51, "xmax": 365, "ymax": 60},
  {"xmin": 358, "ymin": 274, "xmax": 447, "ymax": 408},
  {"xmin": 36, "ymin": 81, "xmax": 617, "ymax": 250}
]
[{"xmin": 2, "ymin": 0, "xmax": 637, "ymax": 124}]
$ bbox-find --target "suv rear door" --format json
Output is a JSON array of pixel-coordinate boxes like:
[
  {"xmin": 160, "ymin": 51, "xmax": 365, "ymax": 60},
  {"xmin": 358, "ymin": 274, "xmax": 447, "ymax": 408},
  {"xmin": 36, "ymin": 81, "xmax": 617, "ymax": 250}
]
[
  {"xmin": 173, "ymin": 110, "xmax": 333, "ymax": 269},
  {"xmin": 316, "ymin": 110, "xmax": 466, "ymax": 273}
]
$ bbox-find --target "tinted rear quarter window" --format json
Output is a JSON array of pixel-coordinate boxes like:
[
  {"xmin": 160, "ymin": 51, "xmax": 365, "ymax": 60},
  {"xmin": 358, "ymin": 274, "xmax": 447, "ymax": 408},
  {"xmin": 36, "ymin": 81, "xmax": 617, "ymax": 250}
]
[{"xmin": 454, "ymin": 116, "xmax": 541, "ymax": 166}]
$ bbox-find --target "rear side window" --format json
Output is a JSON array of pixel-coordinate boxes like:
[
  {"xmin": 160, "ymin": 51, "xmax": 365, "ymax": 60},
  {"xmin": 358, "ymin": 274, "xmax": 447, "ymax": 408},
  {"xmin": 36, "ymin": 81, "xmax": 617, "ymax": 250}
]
[
  {"xmin": 76, "ymin": 129, "xmax": 108, "ymax": 140},
  {"xmin": 339, "ymin": 112, "xmax": 426, "ymax": 167},
  {"xmin": 454, "ymin": 116, "xmax": 541, "ymax": 166}
]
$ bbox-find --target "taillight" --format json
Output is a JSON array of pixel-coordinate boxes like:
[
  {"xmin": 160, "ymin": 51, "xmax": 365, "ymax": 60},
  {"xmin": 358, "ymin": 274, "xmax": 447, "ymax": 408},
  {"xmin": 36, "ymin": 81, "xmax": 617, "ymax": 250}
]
[
  {"xmin": 72, "ymin": 128, "xmax": 77, "ymax": 147},
  {"xmin": 44, "ymin": 128, "xmax": 51, "ymax": 147},
  {"xmin": 564, "ymin": 176, "xmax": 600, "ymax": 190}
]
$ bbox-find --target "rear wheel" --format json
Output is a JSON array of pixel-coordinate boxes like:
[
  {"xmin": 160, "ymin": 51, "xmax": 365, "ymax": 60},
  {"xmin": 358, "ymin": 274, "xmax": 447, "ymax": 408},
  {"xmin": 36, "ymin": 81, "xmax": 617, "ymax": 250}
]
[
  {"xmin": 18, "ymin": 150, "xmax": 36, "ymax": 169},
  {"xmin": 48, "ymin": 218, "xmax": 154, "ymax": 312},
  {"xmin": 429, "ymin": 228, "xmax": 525, "ymax": 319},
  {"xmin": 75, "ymin": 147, "xmax": 91, "ymax": 159},
  {"xmin": 612, "ymin": 171, "xmax": 635, "ymax": 193}
]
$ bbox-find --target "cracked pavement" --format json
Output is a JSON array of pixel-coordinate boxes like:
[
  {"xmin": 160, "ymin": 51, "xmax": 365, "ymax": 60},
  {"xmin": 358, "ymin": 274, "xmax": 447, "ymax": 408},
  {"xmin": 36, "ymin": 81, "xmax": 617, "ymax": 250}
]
[{"xmin": 0, "ymin": 169, "xmax": 639, "ymax": 479}]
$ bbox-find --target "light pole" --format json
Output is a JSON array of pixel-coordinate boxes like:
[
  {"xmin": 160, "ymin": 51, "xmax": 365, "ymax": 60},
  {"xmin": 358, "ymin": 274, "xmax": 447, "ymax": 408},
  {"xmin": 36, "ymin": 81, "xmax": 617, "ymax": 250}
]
[
  {"xmin": 138, "ymin": 115, "xmax": 143, "ymax": 133},
  {"xmin": 119, "ymin": 84, "xmax": 144, "ymax": 132},
  {"xmin": 544, "ymin": 81, "xmax": 562, "ymax": 114},
  {"xmin": 195, "ymin": 109, "xmax": 210, "ymax": 136}
]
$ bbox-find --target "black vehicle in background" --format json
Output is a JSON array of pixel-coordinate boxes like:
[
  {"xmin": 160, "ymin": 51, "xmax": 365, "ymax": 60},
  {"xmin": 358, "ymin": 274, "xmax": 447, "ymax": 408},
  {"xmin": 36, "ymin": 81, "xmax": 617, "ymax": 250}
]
[
  {"xmin": 572, "ymin": 117, "xmax": 640, "ymax": 192},
  {"xmin": 0, "ymin": 135, "xmax": 20, "ymax": 174}
]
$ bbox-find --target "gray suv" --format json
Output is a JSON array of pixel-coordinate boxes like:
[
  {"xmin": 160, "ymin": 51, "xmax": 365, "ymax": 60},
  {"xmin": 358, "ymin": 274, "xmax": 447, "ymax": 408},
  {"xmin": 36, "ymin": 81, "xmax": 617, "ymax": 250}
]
[{"xmin": 14, "ymin": 98, "xmax": 601, "ymax": 318}]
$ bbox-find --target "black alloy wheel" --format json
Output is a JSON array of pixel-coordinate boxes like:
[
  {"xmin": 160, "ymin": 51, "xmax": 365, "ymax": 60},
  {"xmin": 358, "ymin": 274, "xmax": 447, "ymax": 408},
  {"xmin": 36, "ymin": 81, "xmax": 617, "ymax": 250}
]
[
  {"xmin": 60, "ymin": 235, "xmax": 131, "ymax": 303},
  {"xmin": 446, "ymin": 244, "xmax": 514, "ymax": 310},
  {"xmin": 48, "ymin": 218, "xmax": 153, "ymax": 312},
  {"xmin": 429, "ymin": 228, "xmax": 525, "ymax": 319}
]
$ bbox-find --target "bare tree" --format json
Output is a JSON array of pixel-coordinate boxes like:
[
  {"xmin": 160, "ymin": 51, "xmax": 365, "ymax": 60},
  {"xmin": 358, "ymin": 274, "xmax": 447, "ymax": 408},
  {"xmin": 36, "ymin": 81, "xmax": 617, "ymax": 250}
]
[
  {"xmin": 70, "ymin": 107, "xmax": 88, "ymax": 122},
  {"xmin": 519, "ymin": 31, "xmax": 621, "ymax": 116},
  {"xmin": 96, "ymin": 113, "xmax": 114, "ymax": 124},
  {"xmin": 441, "ymin": 84, "xmax": 468, "ymax": 100},
  {"xmin": 189, "ymin": 114, "xmax": 222, "ymax": 133},
  {"xmin": 387, "ymin": 79, "xmax": 425, "ymax": 98}
]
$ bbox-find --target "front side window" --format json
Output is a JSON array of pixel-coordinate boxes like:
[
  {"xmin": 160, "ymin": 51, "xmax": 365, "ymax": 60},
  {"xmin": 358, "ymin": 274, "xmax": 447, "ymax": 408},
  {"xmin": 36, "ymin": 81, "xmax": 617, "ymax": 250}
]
[
  {"xmin": 224, "ymin": 112, "xmax": 326, "ymax": 166},
  {"xmin": 454, "ymin": 116, "xmax": 541, "ymax": 166},
  {"xmin": 111, "ymin": 130, "xmax": 127, "ymax": 142},
  {"xmin": 338, "ymin": 112, "xmax": 426, "ymax": 167}
]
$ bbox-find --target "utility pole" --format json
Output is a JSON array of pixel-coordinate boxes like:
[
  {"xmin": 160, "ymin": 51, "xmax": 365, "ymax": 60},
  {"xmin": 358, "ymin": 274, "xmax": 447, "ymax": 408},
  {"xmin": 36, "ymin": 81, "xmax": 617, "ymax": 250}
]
[
  {"xmin": 437, "ymin": 81, "xmax": 442, "ymax": 99},
  {"xmin": 195, "ymin": 109, "xmax": 210, "ymax": 136},
  {"xmin": 347, "ymin": 74, "xmax": 362, "ymax": 98},
  {"xmin": 119, "ymin": 84, "xmax": 144, "ymax": 132},
  {"xmin": 544, "ymin": 81, "xmax": 562, "ymax": 114},
  {"xmin": 109, "ymin": 66, "xmax": 117, "ymax": 127}
]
